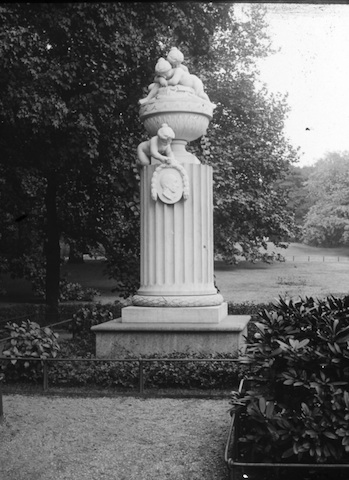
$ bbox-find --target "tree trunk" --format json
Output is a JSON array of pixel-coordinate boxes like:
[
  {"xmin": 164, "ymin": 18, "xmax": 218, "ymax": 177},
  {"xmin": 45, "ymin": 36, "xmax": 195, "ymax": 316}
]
[{"xmin": 45, "ymin": 175, "xmax": 61, "ymax": 323}]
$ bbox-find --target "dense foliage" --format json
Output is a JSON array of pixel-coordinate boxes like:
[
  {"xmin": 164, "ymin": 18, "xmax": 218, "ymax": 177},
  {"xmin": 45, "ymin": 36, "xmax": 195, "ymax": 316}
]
[
  {"xmin": 276, "ymin": 165, "xmax": 314, "ymax": 240},
  {"xmin": 231, "ymin": 296, "xmax": 349, "ymax": 464},
  {"xmin": 45, "ymin": 349, "xmax": 242, "ymax": 391},
  {"xmin": 0, "ymin": 302, "xmax": 253, "ymax": 389},
  {"xmin": 189, "ymin": 4, "xmax": 299, "ymax": 262},
  {"xmin": 303, "ymin": 152, "xmax": 349, "ymax": 247},
  {"xmin": 0, "ymin": 2, "xmax": 230, "ymax": 304},
  {"xmin": 1, "ymin": 320, "xmax": 60, "ymax": 381},
  {"xmin": 0, "ymin": 3, "xmax": 298, "ymax": 303}
]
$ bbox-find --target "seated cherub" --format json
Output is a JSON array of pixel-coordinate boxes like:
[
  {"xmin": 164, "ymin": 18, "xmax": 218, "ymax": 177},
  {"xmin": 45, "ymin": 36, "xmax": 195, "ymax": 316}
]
[
  {"xmin": 166, "ymin": 47, "xmax": 189, "ymax": 73},
  {"xmin": 137, "ymin": 123, "xmax": 175, "ymax": 167},
  {"xmin": 166, "ymin": 64, "xmax": 210, "ymax": 101},
  {"xmin": 139, "ymin": 58, "xmax": 171, "ymax": 105},
  {"xmin": 139, "ymin": 57, "xmax": 210, "ymax": 104}
]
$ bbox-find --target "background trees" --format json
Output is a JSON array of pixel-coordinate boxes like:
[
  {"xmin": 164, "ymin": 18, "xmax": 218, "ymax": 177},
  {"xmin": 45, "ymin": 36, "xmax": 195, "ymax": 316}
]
[
  {"xmin": 189, "ymin": 5, "xmax": 299, "ymax": 262},
  {"xmin": 276, "ymin": 164, "xmax": 314, "ymax": 240},
  {"xmin": 302, "ymin": 152, "xmax": 349, "ymax": 247},
  {"xmin": 0, "ymin": 2, "xmax": 299, "ymax": 307}
]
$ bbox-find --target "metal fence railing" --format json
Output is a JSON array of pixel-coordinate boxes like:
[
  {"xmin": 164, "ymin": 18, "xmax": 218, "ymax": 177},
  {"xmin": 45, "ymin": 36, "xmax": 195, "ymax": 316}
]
[
  {"xmin": 0, "ymin": 356, "xmax": 243, "ymax": 418},
  {"xmin": 284, "ymin": 255, "xmax": 349, "ymax": 263}
]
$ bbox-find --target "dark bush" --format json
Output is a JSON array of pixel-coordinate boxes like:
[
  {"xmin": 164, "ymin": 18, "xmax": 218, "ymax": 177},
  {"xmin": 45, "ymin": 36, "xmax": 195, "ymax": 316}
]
[
  {"xmin": 69, "ymin": 303, "xmax": 122, "ymax": 337},
  {"xmin": 143, "ymin": 351, "xmax": 242, "ymax": 389},
  {"xmin": 230, "ymin": 295, "xmax": 349, "ymax": 464},
  {"xmin": 59, "ymin": 280, "xmax": 100, "ymax": 302},
  {"xmin": 1, "ymin": 320, "xmax": 60, "ymax": 382}
]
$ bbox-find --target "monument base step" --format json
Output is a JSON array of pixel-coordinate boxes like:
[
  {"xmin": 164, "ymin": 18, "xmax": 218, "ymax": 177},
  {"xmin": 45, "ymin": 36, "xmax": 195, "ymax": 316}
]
[
  {"xmin": 91, "ymin": 315, "xmax": 250, "ymax": 358},
  {"xmin": 121, "ymin": 302, "xmax": 228, "ymax": 324}
]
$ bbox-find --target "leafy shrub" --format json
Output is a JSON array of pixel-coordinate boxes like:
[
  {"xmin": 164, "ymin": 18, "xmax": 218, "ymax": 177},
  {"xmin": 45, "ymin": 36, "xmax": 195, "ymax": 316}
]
[
  {"xmin": 46, "ymin": 347, "xmax": 243, "ymax": 390},
  {"xmin": 1, "ymin": 320, "xmax": 60, "ymax": 382},
  {"xmin": 230, "ymin": 295, "xmax": 349, "ymax": 464},
  {"xmin": 228, "ymin": 301, "xmax": 275, "ymax": 317},
  {"xmin": 59, "ymin": 280, "xmax": 100, "ymax": 302},
  {"xmin": 2, "ymin": 332, "xmax": 243, "ymax": 391},
  {"xmin": 48, "ymin": 343, "xmax": 139, "ymax": 389},
  {"xmin": 69, "ymin": 303, "xmax": 122, "ymax": 337},
  {"xmin": 143, "ymin": 351, "xmax": 242, "ymax": 389},
  {"xmin": 46, "ymin": 351, "xmax": 241, "ymax": 390}
]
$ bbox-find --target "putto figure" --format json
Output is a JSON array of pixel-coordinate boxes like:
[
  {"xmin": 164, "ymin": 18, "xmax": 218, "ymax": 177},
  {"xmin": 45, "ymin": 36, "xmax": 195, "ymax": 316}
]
[
  {"xmin": 139, "ymin": 48, "xmax": 210, "ymax": 105},
  {"xmin": 137, "ymin": 123, "xmax": 175, "ymax": 167},
  {"xmin": 166, "ymin": 46, "xmax": 189, "ymax": 72}
]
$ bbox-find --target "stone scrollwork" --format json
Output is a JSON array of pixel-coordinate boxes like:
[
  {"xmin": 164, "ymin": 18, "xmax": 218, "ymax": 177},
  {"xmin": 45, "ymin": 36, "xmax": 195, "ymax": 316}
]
[
  {"xmin": 132, "ymin": 294, "xmax": 224, "ymax": 308},
  {"xmin": 151, "ymin": 162, "xmax": 189, "ymax": 204}
]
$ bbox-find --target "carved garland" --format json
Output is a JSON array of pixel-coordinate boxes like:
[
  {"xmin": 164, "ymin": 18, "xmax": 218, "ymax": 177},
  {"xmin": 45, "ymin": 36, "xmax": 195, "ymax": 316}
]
[{"xmin": 151, "ymin": 162, "xmax": 190, "ymax": 202}]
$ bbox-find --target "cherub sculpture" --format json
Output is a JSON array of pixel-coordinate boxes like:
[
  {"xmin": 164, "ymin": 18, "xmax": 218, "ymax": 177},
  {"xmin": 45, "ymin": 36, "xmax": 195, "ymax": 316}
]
[
  {"xmin": 166, "ymin": 46, "xmax": 189, "ymax": 72},
  {"xmin": 137, "ymin": 123, "xmax": 175, "ymax": 167},
  {"xmin": 166, "ymin": 62, "xmax": 210, "ymax": 101},
  {"xmin": 139, "ymin": 58, "xmax": 172, "ymax": 105},
  {"xmin": 139, "ymin": 48, "xmax": 210, "ymax": 105}
]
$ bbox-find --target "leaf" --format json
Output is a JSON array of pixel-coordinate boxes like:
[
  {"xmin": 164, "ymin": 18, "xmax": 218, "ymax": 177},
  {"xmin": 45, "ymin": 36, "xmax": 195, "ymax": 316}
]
[
  {"xmin": 266, "ymin": 401, "xmax": 274, "ymax": 419},
  {"xmin": 282, "ymin": 448, "xmax": 295, "ymax": 458},
  {"xmin": 301, "ymin": 402, "xmax": 310, "ymax": 415},
  {"xmin": 323, "ymin": 431, "xmax": 338, "ymax": 439},
  {"xmin": 258, "ymin": 396, "xmax": 266, "ymax": 414},
  {"xmin": 298, "ymin": 338, "xmax": 310, "ymax": 348},
  {"xmin": 283, "ymin": 379, "xmax": 294, "ymax": 385}
]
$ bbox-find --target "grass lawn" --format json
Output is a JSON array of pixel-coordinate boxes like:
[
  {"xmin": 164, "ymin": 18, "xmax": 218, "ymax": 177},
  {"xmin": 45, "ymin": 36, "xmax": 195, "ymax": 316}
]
[
  {"xmin": 1, "ymin": 242, "xmax": 349, "ymax": 305},
  {"xmin": 216, "ymin": 242, "xmax": 349, "ymax": 304},
  {"xmin": 1, "ymin": 394, "xmax": 230, "ymax": 480}
]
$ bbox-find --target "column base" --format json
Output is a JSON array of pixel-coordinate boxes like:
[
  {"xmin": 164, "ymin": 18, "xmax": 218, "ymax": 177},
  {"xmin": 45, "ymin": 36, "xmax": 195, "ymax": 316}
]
[
  {"xmin": 92, "ymin": 315, "xmax": 250, "ymax": 358},
  {"xmin": 132, "ymin": 293, "xmax": 224, "ymax": 307},
  {"xmin": 122, "ymin": 302, "xmax": 228, "ymax": 324}
]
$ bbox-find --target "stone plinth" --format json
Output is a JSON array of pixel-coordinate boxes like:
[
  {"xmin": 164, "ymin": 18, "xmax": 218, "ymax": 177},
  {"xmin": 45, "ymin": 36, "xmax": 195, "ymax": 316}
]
[
  {"xmin": 92, "ymin": 315, "xmax": 250, "ymax": 358},
  {"xmin": 122, "ymin": 302, "xmax": 228, "ymax": 324}
]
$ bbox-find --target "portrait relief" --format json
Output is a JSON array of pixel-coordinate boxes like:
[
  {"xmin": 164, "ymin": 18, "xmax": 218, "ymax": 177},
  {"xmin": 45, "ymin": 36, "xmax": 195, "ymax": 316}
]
[{"xmin": 156, "ymin": 168, "xmax": 183, "ymax": 204}]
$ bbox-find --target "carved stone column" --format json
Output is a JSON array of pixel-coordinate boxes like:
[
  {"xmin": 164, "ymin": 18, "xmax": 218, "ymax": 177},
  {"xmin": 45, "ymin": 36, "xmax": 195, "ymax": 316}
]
[{"xmin": 132, "ymin": 163, "xmax": 224, "ymax": 308}]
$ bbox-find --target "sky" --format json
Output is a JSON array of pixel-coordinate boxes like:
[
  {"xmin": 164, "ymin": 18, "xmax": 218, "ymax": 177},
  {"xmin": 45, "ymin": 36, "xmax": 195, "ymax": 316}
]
[{"xmin": 236, "ymin": 2, "xmax": 349, "ymax": 167}]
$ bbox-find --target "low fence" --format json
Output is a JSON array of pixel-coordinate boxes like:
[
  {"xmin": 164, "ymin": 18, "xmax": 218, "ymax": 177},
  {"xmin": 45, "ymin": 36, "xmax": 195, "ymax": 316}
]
[
  {"xmin": 0, "ymin": 356, "xmax": 243, "ymax": 418},
  {"xmin": 284, "ymin": 255, "xmax": 349, "ymax": 263}
]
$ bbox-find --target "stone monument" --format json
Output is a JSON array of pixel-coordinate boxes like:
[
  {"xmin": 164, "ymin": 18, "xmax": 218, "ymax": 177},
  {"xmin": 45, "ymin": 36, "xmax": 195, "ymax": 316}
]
[{"xmin": 92, "ymin": 47, "xmax": 250, "ymax": 357}]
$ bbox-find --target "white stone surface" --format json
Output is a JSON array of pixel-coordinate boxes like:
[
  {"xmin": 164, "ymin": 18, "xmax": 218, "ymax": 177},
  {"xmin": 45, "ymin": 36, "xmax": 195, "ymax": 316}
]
[
  {"xmin": 92, "ymin": 315, "xmax": 251, "ymax": 357},
  {"xmin": 121, "ymin": 302, "xmax": 228, "ymax": 324},
  {"xmin": 139, "ymin": 86, "xmax": 214, "ymax": 142},
  {"xmin": 138, "ymin": 163, "xmax": 219, "ymax": 300}
]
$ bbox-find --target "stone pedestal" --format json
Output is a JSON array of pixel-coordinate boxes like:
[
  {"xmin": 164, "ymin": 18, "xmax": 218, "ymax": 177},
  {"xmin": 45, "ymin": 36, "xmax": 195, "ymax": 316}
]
[
  {"xmin": 92, "ymin": 83, "xmax": 250, "ymax": 358},
  {"xmin": 92, "ymin": 161, "xmax": 250, "ymax": 358},
  {"xmin": 93, "ymin": 315, "xmax": 250, "ymax": 358}
]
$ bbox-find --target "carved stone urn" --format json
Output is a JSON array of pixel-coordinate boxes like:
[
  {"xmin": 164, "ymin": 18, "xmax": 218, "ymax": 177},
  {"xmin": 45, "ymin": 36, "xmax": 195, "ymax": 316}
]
[{"xmin": 139, "ymin": 85, "xmax": 215, "ymax": 164}]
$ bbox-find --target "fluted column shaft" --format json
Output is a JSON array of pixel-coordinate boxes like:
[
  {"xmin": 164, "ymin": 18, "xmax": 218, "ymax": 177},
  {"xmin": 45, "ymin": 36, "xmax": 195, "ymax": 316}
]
[{"xmin": 138, "ymin": 164, "xmax": 217, "ymax": 297}]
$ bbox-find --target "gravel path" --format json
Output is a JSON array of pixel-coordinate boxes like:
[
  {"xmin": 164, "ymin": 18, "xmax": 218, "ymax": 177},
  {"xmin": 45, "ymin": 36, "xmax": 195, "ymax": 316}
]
[{"xmin": 1, "ymin": 394, "xmax": 231, "ymax": 480}]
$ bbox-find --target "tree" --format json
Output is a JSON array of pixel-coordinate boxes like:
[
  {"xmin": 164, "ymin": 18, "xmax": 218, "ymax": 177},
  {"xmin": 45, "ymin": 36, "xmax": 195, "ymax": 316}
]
[
  {"xmin": 276, "ymin": 164, "xmax": 314, "ymax": 240},
  {"xmin": 0, "ymin": 3, "xmax": 301, "ymax": 304},
  {"xmin": 303, "ymin": 152, "xmax": 349, "ymax": 247},
  {"xmin": 189, "ymin": 4, "xmax": 299, "ymax": 262},
  {"xmin": 0, "ymin": 2, "xmax": 231, "ymax": 308}
]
